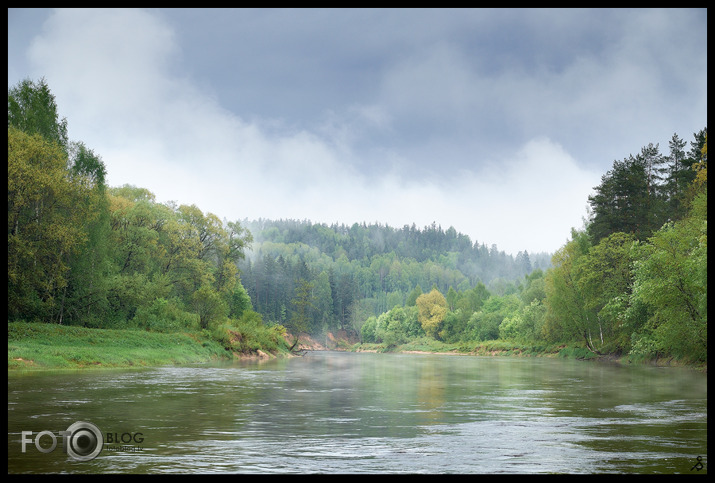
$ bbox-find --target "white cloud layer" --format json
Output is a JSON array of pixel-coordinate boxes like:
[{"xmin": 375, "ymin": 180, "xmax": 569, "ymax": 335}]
[{"xmin": 12, "ymin": 8, "xmax": 705, "ymax": 256}]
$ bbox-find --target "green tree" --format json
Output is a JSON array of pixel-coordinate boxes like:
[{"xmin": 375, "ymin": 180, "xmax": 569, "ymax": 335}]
[
  {"xmin": 360, "ymin": 316, "xmax": 378, "ymax": 343},
  {"xmin": 311, "ymin": 271, "xmax": 335, "ymax": 333},
  {"xmin": 228, "ymin": 280, "xmax": 253, "ymax": 319},
  {"xmin": 466, "ymin": 294, "xmax": 521, "ymax": 341},
  {"xmin": 689, "ymin": 130, "xmax": 707, "ymax": 191},
  {"xmin": 520, "ymin": 269, "xmax": 546, "ymax": 305},
  {"xmin": 587, "ymin": 154, "xmax": 652, "ymax": 243},
  {"xmin": 455, "ymin": 281, "xmax": 490, "ymax": 323},
  {"xmin": 573, "ymin": 232, "xmax": 636, "ymax": 351},
  {"xmin": 8, "ymin": 128, "xmax": 96, "ymax": 322},
  {"xmin": 446, "ymin": 286, "xmax": 458, "ymax": 311},
  {"xmin": 406, "ymin": 284, "xmax": 423, "ymax": 306},
  {"xmin": 416, "ymin": 288, "xmax": 448, "ymax": 339},
  {"xmin": 664, "ymin": 132, "xmax": 694, "ymax": 219},
  {"xmin": 59, "ymin": 142, "xmax": 112, "ymax": 326},
  {"xmin": 191, "ymin": 284, "xmax": 228, "ymax": 329},
  {"xmin": 629, "ymin": 191, "xmax": 707, "ymax": 362},
  {"xmin": 439, "ymin": 309, "xmax": 465, "ymax": 343},
  {"xmin": 374, "ymin": 305, "xmax": 411, "ymax": 347},
  {"xmin": 8, "ymin": 77, "xmax": 68, "ymax": 151},
  {"xmin": 543, "ymin": 229, "xmax": 601, "ymax": 351},
  {"xmin": 289, "ymin": 279, "xmax": 315, "ymax": 335},
  {"xmin": 499, "ymin": 299, "xmax": 546, "ymax": 342}
]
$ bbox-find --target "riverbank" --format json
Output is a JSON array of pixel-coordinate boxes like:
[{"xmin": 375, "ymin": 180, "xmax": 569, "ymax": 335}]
[
  {"xmin": 8, "ymin": 323, "xmax": 704, "ymax": 372},
  {"xmin": 7, "ymin": 322, "xmax": 359, "ymax": 371},
  {"xmin": 350, "ymin": 337, "xmax": 707, "ymax": 371},
  {"xmin": 7, "ymin": 322, "xmax": 291, "ymax": 371}
]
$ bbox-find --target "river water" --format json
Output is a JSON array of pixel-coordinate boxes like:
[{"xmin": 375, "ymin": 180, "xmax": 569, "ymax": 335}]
[{"xmin": 7, "ymin": 351, "xmax": 707, "ymax": 474}]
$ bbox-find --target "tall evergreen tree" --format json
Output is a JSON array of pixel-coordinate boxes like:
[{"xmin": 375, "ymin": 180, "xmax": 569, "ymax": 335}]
[
  {"xmin": 588, "ymin": 155, "xmax": 650, "ymax": 243},
  {"xmin": 8, "ymin": 77, "xmax": 68, "ymax": 151}
]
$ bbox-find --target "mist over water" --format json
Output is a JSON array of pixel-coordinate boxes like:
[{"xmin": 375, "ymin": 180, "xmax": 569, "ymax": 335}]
[{"xmin": 8, "ymin": 352, "xmax": 707, "ymax": 473}]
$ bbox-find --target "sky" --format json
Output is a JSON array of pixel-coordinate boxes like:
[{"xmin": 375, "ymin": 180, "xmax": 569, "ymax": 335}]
[{"xmin": 7, "ymin": 8, "xmax": 707, "ymax": 256}]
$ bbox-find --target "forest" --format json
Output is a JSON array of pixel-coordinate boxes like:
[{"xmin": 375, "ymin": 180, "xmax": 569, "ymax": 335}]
[
  {"xmin": 7, "ymin": 77, "xmax": 708, "ymax": 364},
  {"xmin": 238, "ymin": 218, "xmax": 551, "ymax": 334}
]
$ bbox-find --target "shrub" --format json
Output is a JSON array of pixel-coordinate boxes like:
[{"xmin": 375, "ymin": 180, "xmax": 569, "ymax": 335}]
[{"xmin": 131, "ymin": 297, "xmax": 200, "ymax": 332}]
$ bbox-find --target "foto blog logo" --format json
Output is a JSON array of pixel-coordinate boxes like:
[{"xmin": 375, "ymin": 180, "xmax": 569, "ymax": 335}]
[{"xmin": 21, "ymin": 421, "xmax": 103, "ymax": 462}]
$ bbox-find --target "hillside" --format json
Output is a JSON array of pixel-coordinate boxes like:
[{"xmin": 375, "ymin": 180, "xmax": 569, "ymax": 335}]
[{"xmin": 238, "ymin": 219, "xmax": 551, "ymax": 334}]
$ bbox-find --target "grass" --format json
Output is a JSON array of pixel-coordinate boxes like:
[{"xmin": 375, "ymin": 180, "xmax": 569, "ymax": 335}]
[
  {"xmin": 209, "ymin": 320, "xmax": 291, "ymax": 356},
  {"xmin": 352, "ymin": 337, "xmax": 596, "ymax": 360},
  {"xmin": 8, "ymin": 322, "xmax": 233, "ymax": 371}
]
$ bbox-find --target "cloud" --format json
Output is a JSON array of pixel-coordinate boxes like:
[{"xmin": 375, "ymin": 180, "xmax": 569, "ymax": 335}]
[{"xmin": 21, "ymin": 9, "xmax": 637, "ymax": 256}]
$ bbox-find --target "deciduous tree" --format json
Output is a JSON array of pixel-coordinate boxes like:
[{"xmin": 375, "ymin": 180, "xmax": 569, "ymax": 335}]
[{"xmin": 416, "ymin": 288, "xmax": 448, "ymax": 339}]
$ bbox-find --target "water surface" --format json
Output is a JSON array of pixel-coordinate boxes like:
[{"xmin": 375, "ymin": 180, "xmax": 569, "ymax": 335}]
[{"xmin": 7, "ymin": 351, "xmax": 707, "ymax": 473}]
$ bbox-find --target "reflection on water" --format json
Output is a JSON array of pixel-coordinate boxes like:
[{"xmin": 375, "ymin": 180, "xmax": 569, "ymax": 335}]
[{"xmin": 7, "ymin": 352, "xmax": 707, "ymax": 474}]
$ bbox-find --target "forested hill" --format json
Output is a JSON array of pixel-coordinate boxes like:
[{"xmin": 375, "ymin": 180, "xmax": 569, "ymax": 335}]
[
  {"xmin": 8, "ymin": 76, "xmax": 706, "ymax": 365},
  {"xmin": 237, "ymin": 219, "xmax": 551, "ymax": 329},
  {"xmin": 247, "ymin": 219, "xmax": 551, "ymax": 273}
]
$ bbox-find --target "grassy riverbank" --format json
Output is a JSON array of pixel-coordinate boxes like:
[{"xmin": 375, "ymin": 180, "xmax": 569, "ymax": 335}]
[
  {"xmin": 351, "ymin": 337, "xmax": 707, "ymax": 370},
  {"xmin": 353, "ymin": 337, "xmax": 580, "ymax": 358},
  {"xmin": 9, "ymin": 322, "xmax": 704, "ymax": 372},
  {"xmin": 7, "ymin": 322, "xmax": 290, "ymax": 371}
]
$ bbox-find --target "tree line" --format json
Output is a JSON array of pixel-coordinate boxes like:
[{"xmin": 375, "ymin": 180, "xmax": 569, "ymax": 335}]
[
  {"xmin": 360, "ymin": 128, "xmax": 707, "ymax": 364},
  {"xmin": 8, "ymin": 77, "xmax": 707, "ymax": 364},
  {"xmin": 8, "ymin": 78, "xmax": 290, "ymax": 354},
  {"xmin": 7, "ymin": 77, "xmax": 542, "ymax": 348},
  {"xmin": 238, "ymin": 220, "xmax": 551, "ymax": 336}
]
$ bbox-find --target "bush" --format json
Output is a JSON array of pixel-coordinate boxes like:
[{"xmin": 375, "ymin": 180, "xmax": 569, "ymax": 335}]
[
  {"xmin": 209, "ymin": 310, "xmax": 289, "ymax": 354},
  {"xmin": 374, "ymin": 306, "xmax": 411, "ymax": 347},
  {"xmin": 131, "ymin": 297, "xmax": 200, "ymax": 332},
  {"xmin": 439, "ymin": 309, "xmax": 465, "ymax": 343},
  {"xmin": 499, "ymin": 300, "xmax": 546, "ymax": 342},
  {"xmin": 361, "ymin": 316, "xmax": 378, "ymax": 343}
]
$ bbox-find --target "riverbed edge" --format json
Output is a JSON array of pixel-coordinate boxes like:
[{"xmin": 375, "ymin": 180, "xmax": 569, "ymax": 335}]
[
  {"xmin": 7, "ymin": 322, "xmax": 298, "ymax": 372},
  {"xmin": 350, "ymin": 341, "xmax": 707, "ymax": 372},
  {"xmin": 8, "ymin": 323, "xmax": 705, "ymax": 373}
]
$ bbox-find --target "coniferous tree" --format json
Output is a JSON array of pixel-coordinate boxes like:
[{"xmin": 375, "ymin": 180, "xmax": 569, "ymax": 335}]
[
  {"xmin": 588, "ymin": 153, "xmax": 653, "ymax": 243},
  {"xmin": 8, "ymin": 77, "xmax": 68, "ymax": 151}
]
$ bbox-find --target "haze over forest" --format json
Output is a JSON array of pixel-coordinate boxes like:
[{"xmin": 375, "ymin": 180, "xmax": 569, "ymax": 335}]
[{"xmin": 8, "ymin": 8, "xmax": 707, "ymax": 365}]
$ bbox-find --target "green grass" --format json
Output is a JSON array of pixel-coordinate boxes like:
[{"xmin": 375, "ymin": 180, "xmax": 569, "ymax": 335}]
[
  {"xmin": 352, "ymin": 338, "xmax": 587, "ymax": 359},
  {"xmin": 8, "ymin": 322, "xmax": 232, "ymax": 371}
]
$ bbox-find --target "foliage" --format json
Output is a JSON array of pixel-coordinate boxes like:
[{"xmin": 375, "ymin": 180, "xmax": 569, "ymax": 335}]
[
  {"xmin": 373, "ymin": 306, "xmax": 415, "ymax": 347},
  {"xmin": 439, "ymin": 309, "xmax": 465, "ymax": 343},
  {"xmin": 6, "ymin": 77, "xmax": 707, "ymax": 365},
  {"xmin": 8, "ymin": 77, "xmax": 68, "ymax": 151},
  {"xmin": 588, "ymin": 131, "xmax": 707, "ymax": 245},
  {"xmin": 240, "ymin": 219, "xmax": 552, "ymax": 329},
  {"xmin": 210, "ymin": 310, "xmax": 290, "ymax": 354},
  {"xmin": 466, "ymin": 294, "xmax": 522, "ymax": 341},
  {"xmin": 573, "ymin": 231, "xmax": 637, "ymax": 352},
  {"xmin": 587, "ymin": 150, "xmax": 653, "ymax": 243},
  {"xmin": 7, "ymin": 78, "xmax": 278, "ymax": 354},
  {"xmin": 131, "ymin": 297, "xmax": 200, "ymax": 332},
  {"xmin": 354, "ymin": 129, "xmax": 705, "ymax": 364},
  {"xmin": 8, "ymin": 128, "xmax": 98, "ymax": 322},
  {"xmin": 499, "ymin": 300, "xmax": 546, "ymax": 343},
  {"xmin": 629, "ymin": 191, "xmax": 707, "ymax": 362},
  {"xmin": 289, "ymin": 278, "xmax": 315, "ymax": 334},
  {"xmin": 416, "ymin": 289, "xmax": 448, "ymax": 339}
]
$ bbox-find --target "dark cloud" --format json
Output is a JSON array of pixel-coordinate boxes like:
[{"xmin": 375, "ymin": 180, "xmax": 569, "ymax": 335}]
[{"xmin": 7, "ymin": 8, "xmax": 706, "ymax": 255}]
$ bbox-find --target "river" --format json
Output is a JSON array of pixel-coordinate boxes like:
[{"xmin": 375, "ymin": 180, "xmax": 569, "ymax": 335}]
[{"xmin": 7, "ymin": 351, "xmax": 707, "ymax": 474}]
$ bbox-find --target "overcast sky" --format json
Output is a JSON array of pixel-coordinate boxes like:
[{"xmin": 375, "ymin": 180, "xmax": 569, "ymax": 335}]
[{"xmin": 7, "ymin": 8, "xmax": 707, "ymax": 256}]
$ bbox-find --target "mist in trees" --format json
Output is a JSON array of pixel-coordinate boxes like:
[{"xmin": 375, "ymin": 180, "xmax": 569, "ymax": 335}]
[
  {"xmin": 355, "ymin": 130, "xmax": 706, "ymax": 365},
  {"xmin": 237, "ymin": 219, "xmax": 552, "ymax": 334},
  {"xmin": 8, "ymin": 77, "xmax": 707, "ymax": 364}
]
